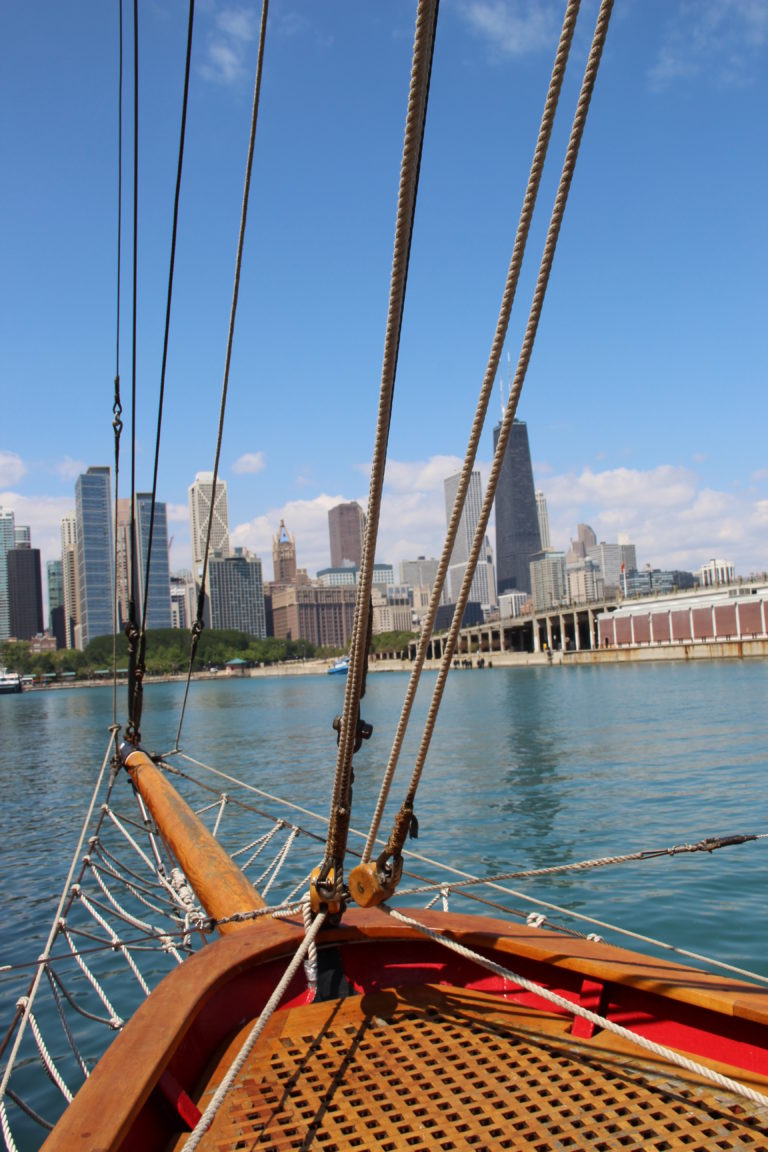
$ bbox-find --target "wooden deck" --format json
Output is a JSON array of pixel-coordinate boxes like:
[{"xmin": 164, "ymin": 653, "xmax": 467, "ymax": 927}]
[{"xmin": 175, "ymin": 981, "xmax": 768, "ymax": 1151}]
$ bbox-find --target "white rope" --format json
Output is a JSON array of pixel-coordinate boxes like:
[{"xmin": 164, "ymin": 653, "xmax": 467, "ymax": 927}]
[
  {"xmin": 211, "ymin": 792, "xmax": 228, "ymax": 838},
  {"xmin": 61, "ymin": 926, "xmax": 123, "ymax": 1028},
  {"xmin": 76, "ymin": 891, "xmax": 151, "ymax": 997},
  {"xmin": 240, "ymin": 821, "xmax": 284, "ymax": 872},
  {"xmin": 182, "ymin": 906, "xmax": 327, "ymax": 1151},
  {"xmin": 231, "ymin": 826, "xmax": 281, "ymax": 861},
  {"xmin": 25, "ymin": 1007, "xmax": 73, "ymax": 1103},
  {"xmin": 386, "ymin": 907, "xmax": 768, "ymax": 1112},
  {"xmin": 0, "ymin": 730, "xmax": 117, "ymax": 1102},
  {"xmin": 45, "ymin": 969, "xmax": 89, "ymax": 1078},
  {"xmin": 259, "ymin": 827, "xmax": 299, "ymax": 897},
  {"xmin": 0, "ymin": 1098, "xmax": 20, "ymax": 1152}
]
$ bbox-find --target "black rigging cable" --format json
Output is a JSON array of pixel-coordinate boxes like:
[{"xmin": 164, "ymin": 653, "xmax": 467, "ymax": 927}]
[
  {"xmin": 125, "ymin": 1, "xmax": 196, "ymax": 745},
  {"xmin": 174, "ymin": 0, "xmax": 270, "ymax": 753}
]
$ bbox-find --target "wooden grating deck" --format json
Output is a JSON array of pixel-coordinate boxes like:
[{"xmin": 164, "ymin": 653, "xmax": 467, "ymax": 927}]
[{"xmin": 174, "ymin": 983, "xmax": 768, "ymax": 1152}]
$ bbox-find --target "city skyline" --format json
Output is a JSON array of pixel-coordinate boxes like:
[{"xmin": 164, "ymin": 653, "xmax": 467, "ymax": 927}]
[{"xmin": 1, "ymin": 4, "xmax": 766, "ymax": 590}]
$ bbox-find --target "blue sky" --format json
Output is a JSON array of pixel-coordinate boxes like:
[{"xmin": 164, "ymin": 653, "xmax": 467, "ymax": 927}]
[{"xmin": 1, "ymin": 0, "xmax": 767, "ymax": 593}]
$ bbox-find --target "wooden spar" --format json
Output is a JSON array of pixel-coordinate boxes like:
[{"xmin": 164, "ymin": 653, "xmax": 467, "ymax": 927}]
[{"xmin": 122, "ymin": 746, "xmax": 266, "ymax": 932}]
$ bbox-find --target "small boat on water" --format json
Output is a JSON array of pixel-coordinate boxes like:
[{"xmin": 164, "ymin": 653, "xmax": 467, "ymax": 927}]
[
  {"xmin": 3, "ymin": 4, "xmax": 768, "ymax": 1151},
  {"xmin": 0, "ymin": 667, "xmax": 22, "ymax": 694},
  {"xmin": 327, "ymin": 656, "xmax": 349, "ymax": 676}
]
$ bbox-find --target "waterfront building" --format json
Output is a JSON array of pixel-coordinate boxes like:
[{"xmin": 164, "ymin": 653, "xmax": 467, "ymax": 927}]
[
  {"xmin": 493, "ymin": 420, "xmax": 541, "ymax": 596},
  {"xmin": 170, "ymin": 571, "xmax": 196, "ymax": 630},
  {"xmin": 271, "ymin": 584, "xmax": 357, "ymax": 648},
  {"xmin": 272, "ymin": 520, "xmax": 297, "ymax": 585},
  {"xmin": 698, "ymin": 558, "xmax": 735, "ymax": 588},
  {"xmin": 317, "ymin": 563, "xmax": 395, "ymax": 589},
  {"xmin": 75, "ymin": 467, "xmax": 114, "ymax": 649},
  {"xmin": 444, "ymin": 470, "xmax": 497, "ymax": 608},
  {"xmin": 530, "ymin": 550, "xmax": 567, "ymax": 613},
  {"xmin": 499, "ymin": 590, "xmax": 530, "ymax": 619},
  {"xmin": 135, "ymin": 494, "xmax": 172, "ymax": 630},
  {"xmin": 61, "ymin": 514, "xmax": 79, "ymax": 649},
  {"xmin": 624, "ymin": 568, "xmax": 695, "ymax": 598},
  {"xmin": 328, "ymin": 502, "xmax": 366, "ymax": 569},
  {"xmin": 587, "ymin": 541, "xmax": 637, "ymax": 594},
  {"xmin": 317, "ymin": 566, "xmax": 357, "ymax": 588},
  {"xmin": 114, "ymin": 498, "xmax": 132, "ymax": 630},
  {"xmin": 189, "ymin": 472, "xmax": 230, "ymax": 574},
  {"xmin": 208, "ymin": 549, "xmax": 266, "ymax": 637},
  {"xmin": 371, "ymin": 587, "xmax": 413, "ymax": 635},
  {"xmin": 399, "ymin": 556, "xmax": 441, "ymax": 597},
  {"xmin": 566, "ymin": 558, "xmax": 604, "ymax": 605},
  {"xmin": 47, "ymin": 559, "xmax": 66, "ymax": 646},
  {"xmin": 0, "ymin": 507, "xmax": 15, "ymax": 642},
  {"xmin": 8, "ymin": 548, "xmax": 44, "ymax": 640},
  {"xmin": 535, "ymin": 491, "xmax": 551, "ymax": 551}
]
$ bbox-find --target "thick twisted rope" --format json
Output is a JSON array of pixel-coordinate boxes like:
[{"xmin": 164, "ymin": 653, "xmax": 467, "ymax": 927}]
[
  {"xmin": 362, "ymin": 0, "xmax": 582, "ymax": 866},
  {"xmin": 379, "ymin": 0, "xmax": 615, "ymax": 871},
  {"xmin": 322, "ymin": 0, "xmax": 440, "ymax": 888}
]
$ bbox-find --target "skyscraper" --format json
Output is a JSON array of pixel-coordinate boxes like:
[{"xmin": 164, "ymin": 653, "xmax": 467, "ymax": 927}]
[
  {"xmin": 75, "ymin": 467, "xmax": 114, "ymax": 649},
  {"xmin": 443, "ymin": 471, "xmax": 496, "ymax": 608},
  {"xmin": 135, "ymin": 494, "xmax": 172, "ymax": 630},
  {"xmin": 493, "ymin": 419, "xmax": 541, "ymax": 596},
  {"xmin": 328, "ymin": 502, "xmax": 365, "ymax": 568},
  {"xmin": 272, "ymin": 520, "xmax": 297, "ymax": 584},
  {"xmin": 47, "ymin": 558, "xmax": 66, "ymax": 646},
  {"xmin": 208, "ymin": 550, "xmax": 266, "ymax": 637},
  {"xmin": 61, "ymin": 514, "xmax": 79, "ymax": 649},
  {"xmin": 8, "ymin": 548, "xmax": 43, "ymax": 639},
  {"xmin": 188, "ymin": 472, "xmax": 230, "ymax": 573},
  {"xmin": 0, "ymin": 507, "xmax": 15, "ymax": 642},
  {"xmin": 535, "ymin": 491, "xmax": 551, "ymax": 551}
]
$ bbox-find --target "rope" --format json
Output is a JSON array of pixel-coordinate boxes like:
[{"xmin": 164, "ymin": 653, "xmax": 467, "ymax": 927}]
[
  {"xmin": 111, "ymin": 0, "xmax": 124, "ymax": 730},
  {"xmin": 320, "ymin": 0, "xmax": 440, "ymax": 891},
  {"xmin": 175, "ymin": 0, "xmax": 270, "ymax": 751},
  {"xmin": 0, "ymin": 732, "xmax": 116, "ymax": 1098},
  {"xmin": 385, "ymin": 906, "xmax": 768, "ymax": 1113},
  {"xmin": 182, "ymin": 906, "xmax": 326, "ymax": 1151},
  {"xmin": 25, "ymin": 1008, "xmax": 72, "ymax": 1103},
  {"xmin": 375, "ymin": 0, "xmax": 615, "ymax": 873},
  {"xmin": 362, "ymin": 0, "xmax": 582, "ymax": 866},
  {"xmin": 398, "ymin": 832, "xmax": 767, "ymax": 894}
]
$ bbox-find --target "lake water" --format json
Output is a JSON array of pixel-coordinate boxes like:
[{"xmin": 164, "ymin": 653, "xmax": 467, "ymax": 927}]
[
  {"xmin": 2, "ymin": 659, "xmax": 768, "ymax": 1149},
  {"xmin": 2, "ymin": 659, "xmax": 767, "ymax": 982}
]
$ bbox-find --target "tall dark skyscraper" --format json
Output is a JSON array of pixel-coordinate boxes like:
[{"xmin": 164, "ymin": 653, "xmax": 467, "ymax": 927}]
[
  {"xmin": 493, "ymin": 419, "xmax": 541, "ymax": 596},
  {"xmin": 8, "ymin": 548, "xmax": 44, "ymax": 640}
]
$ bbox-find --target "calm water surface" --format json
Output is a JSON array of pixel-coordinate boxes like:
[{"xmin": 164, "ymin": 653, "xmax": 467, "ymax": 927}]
[{"xmin": 2, "ymin": 659, "xmax": 767, "ymax": 977}]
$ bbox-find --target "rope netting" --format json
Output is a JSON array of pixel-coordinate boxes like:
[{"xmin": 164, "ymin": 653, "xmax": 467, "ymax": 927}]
[{"xmin": 3, "ymin": 737, "xmax": 765, "ymax": 1149}]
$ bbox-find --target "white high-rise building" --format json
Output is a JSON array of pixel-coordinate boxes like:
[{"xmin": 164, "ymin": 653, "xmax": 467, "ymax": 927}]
[
  {"xmin": 189, "ymin": 472, "xmax": 230, "ymax": 575},
  {"xmin": 0, "ymin": 507, "xmax": 16, "ymax": 642},
  {"xmin": 535, "ymin": 491, "xmax": 551, "ymax": 551},
  {"xmin": 61, "ymin": 513, "xmax": 79, "ymax": 649},
  {"xmin": 443, "ymin": 471, "xmax": 497, "ymax": 609}
]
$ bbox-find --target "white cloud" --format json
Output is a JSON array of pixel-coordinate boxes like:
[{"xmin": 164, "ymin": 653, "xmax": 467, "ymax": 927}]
[
  {"xmin": 542, "ymin": 464, "xmax": 768, "ymax": 575},
  {"xmin": 0, "ymin": 492, "xmax": 75, "ymax": 570},
  {"xmin": 200, "ymin": 6, "xmax": 258, "ymax": 85},
  {"xmin": 649, "ymin": 0, "xmax": 768, "ymax": 92},
  {"xmin": 55, "ymin": 456, "xmax": 86, "ymax": 482},
  {"xmin": 462, "ymin": 2, "xmax": 562, "ymax": 60},
  {"xmin": 232, "ymin": 451, "xmax": 266, "ymax": 475},
  {"xmin": 0, "ymin": 452, "xmax": 26, "ymax": 487},
  {"xmin": 166, "ymin": 502, "xmax": 189, "ymax": 523}
]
